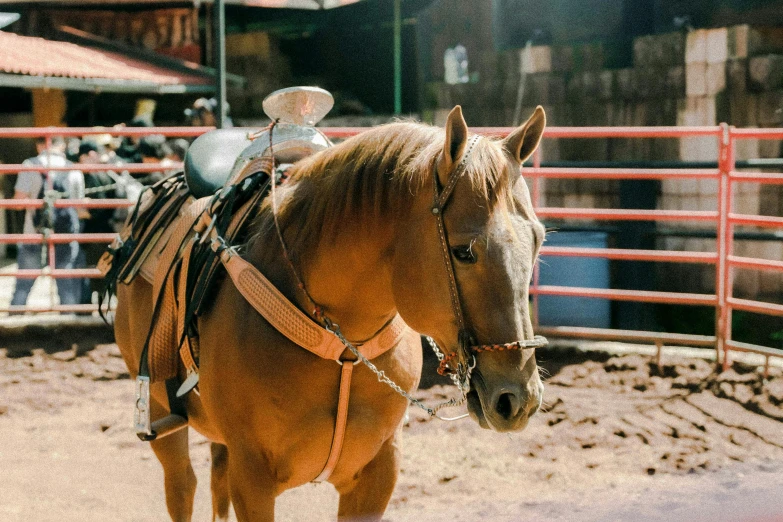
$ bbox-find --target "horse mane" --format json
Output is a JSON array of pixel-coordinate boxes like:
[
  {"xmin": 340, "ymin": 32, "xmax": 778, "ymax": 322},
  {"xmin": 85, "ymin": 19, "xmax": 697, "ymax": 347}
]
[{"xmin": 249, "ymin": 121, "xmax": 516, "ymax": 260}]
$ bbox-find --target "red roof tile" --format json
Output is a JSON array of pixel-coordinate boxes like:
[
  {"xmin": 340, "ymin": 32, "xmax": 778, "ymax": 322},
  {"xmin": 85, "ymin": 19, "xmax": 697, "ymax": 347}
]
[
  {"xmin": 0, "ymin": 31, "xmax": 209, "ymax": 86},
  {"xmin": 0, "ymin": 0, "xmax": 362, "ymax": 7}
]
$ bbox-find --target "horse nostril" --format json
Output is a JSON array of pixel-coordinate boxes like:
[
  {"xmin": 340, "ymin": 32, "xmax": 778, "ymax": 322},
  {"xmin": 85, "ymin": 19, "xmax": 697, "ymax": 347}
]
[{"xmin": 495, "ymin": 392, "xmax": 521, "ymax": 420}]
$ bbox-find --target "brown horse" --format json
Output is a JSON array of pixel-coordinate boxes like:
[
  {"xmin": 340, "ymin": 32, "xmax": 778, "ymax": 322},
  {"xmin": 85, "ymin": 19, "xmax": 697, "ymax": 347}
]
[{"xmin": 113, "ymin": 105, "xmax": 547, "ymax": 521}]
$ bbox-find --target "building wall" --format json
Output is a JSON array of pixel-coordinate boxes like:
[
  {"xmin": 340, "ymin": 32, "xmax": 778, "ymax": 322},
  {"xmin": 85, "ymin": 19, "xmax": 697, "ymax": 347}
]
[
  {"xmin": 224, "ymin": 32, "xmax": 293, "ymax": 119},
  {"xmin": 13, "ymin": 7, "xmax": 201, "ymax": 63},
  {"xmin": 416, "ymin": 0, "xmax": 496, "ymax": 84},
  {"xmin": 31, "ymin": 89, "xmax": 66, "ymax": 128},
  {"xmin": 491, "ymin": 0, "xmax": 630, "ymax": 49},
  {"xmin": 439, "ymin": 0, "xmax": 783, "ymax": 49}
]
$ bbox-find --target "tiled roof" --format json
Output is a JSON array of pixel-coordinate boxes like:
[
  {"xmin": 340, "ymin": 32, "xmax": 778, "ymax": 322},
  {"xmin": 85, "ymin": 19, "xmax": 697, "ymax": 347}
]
[
  {"xmin": 237, "ymin": 0, "xmax": 362, "ymax": 7},
  {"xmin": 0, "ymin": 0, "xmax": 361, "ymax": 7},
  {"xmin": 0, "ymin": 31, "xmax": 209, "ymax": 87}
]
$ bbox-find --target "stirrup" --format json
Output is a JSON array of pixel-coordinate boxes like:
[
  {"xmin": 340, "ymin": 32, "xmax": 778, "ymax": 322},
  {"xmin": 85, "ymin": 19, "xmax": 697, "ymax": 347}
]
[
  {"xmin": 134, "ymin": 375, "xmax": 152, "ymax": 440},
  {"xmin": 134, "ymin": 375, "xmax": 190, "ymax": 442}
]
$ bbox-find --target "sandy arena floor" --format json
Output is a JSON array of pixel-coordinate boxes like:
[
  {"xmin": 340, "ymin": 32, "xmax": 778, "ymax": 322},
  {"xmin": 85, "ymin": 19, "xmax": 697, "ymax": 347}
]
[{"xmin": 1, "ymin": 338, "xmax": 782, "ymax": 521}]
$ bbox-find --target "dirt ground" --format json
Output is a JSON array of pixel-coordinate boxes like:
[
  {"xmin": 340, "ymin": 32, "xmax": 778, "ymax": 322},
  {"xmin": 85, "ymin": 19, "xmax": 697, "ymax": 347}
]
[{"xmin": 1, "ymin": 340, "xmax": 782, "ymax": 522}]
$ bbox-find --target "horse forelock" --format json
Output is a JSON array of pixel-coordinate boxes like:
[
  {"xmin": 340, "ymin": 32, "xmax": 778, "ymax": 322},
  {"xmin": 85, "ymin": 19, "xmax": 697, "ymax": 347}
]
[{"xmin": 249, "ymin": 122, "xmax": 526, "ymax": 258}]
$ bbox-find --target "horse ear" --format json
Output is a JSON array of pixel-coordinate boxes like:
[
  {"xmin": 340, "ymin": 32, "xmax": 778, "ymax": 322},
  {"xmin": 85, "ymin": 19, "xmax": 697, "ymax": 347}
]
[
  {"xmin": 503, "ymin": 106, "xmax": 546, "ymax": 163},
  {"xmin": 437, "ymin": 105, "xmax": 469, "ymax": 186}
]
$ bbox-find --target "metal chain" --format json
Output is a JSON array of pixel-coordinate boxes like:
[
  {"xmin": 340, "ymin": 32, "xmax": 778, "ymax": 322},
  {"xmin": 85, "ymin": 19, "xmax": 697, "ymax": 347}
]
[
  {"xmin": 425, "ymin": 335, "xmax": 474, "ymax": 391},
  {"xmin": 36, "ymin": 182, "xmax": 122, "ymax": 199},
  {"xmin": 326, "ymin": 320, "xmax": 472, "ymax": 421}
]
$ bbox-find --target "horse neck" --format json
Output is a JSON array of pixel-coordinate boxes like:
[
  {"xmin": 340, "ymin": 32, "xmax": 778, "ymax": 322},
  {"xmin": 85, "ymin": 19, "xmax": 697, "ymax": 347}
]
[
  {"xmin": 304, "ymin": 219, "xmax": 397, "ymax": 342},
  {"xmin": 248, "ymin": 127, "xmax": 436, "ymax": 341},
  {"xmin": 249, "ymin": 207, "xmax": 398, "ymax": 343}
]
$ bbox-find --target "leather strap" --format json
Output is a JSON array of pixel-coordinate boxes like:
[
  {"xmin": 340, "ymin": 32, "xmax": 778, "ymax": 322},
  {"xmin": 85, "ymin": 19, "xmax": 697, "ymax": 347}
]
[
  {"xmin": 215, "ymin": 244, "xmax": 408, "ymax": 361},
  {"xmin": 176, "ymin": 235, "xmax": 202, "ymax": 385},
  {"xmin": 176, "ymin": 238, "xmax": 196, "ymax": 354},
  {"xmin": 191, "ymin": 176, "xmax": 272, "ymax": 317},
  {"xmin": 313, "ymin": 359, "xmax": 354, "ymax": 482},
  {"xmin": 120, "ymin": 182, "xmax": 192, "ymax": 285},
  {"xmin": 431, "ymin": 136, "xmax": 481, "ymax": 372},
  {"xmin": 148, "ymin": 259, "xmax": 180, "ymax": 381},
  {"xmin": 179, "ymin": 341, "xmax": 198, "ymax": 375}
]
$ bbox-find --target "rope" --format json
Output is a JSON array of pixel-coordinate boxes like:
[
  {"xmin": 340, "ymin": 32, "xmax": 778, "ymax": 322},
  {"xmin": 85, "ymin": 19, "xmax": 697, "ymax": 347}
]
[{"xmin": 471, "ymin": 336, "xmax": 548, "ymax": 353}]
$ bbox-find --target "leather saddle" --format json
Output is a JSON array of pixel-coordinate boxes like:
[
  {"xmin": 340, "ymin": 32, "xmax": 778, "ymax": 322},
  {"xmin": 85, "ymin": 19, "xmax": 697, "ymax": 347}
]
[
  {"xmin": 184, "ymin": 129, "xmax": 253, "ymax": 199},
  {"xmin": 184, "ymin": 123, "xmax": 332, "ymax": 199}
]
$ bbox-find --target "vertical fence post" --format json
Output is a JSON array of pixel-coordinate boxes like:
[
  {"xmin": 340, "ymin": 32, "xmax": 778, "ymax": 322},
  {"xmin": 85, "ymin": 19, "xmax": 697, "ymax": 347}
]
[
  {"xmin": 716, "ymin": 124, "xmax": 735, "ymax": 371},
  {"xmin": 531, "ymin": 147, "xmax": 542, "ymax": 329},
  {"xmin": 722, "ymin": 127, "xmax": 736, "ymax": 371},
  {"xmin": 393, "ymin": 0, "xmax": 402, "ymax": 115},
  {"xmin": 213, "ymin": 0, "xmax": 227, "ymax": 129},
  {"xmin": 44, "ymin": 134, "xmax": 56, "ymax": 311}
]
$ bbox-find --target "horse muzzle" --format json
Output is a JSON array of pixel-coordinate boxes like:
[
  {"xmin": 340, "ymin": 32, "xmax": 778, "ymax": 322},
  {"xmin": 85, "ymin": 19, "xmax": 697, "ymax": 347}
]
[{"xmin": 467, "ymin": 375, "xmax": 543, "ymax": 432}]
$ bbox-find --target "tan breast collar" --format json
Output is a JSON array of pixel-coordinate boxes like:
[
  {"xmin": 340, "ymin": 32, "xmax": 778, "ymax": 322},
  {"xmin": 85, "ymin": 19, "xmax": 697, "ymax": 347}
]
[
  {"xmin": 214, "ymin": 240, "xmax": 409, "ymax": 362},
  {"xmin": 213, "ymin": 239, "xmax": 410, "ymax": 483}
]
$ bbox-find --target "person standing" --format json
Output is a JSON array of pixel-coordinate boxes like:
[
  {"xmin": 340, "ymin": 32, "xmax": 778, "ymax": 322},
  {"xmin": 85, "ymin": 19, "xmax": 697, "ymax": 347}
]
[
  {"xmin": 78, "ymin": 139, "xmax": 117, "ymax": 305},
  {"xmin": 10, "ymin": 137, "xmax": 86, "ymax": 311},
  {"xmin": 184, "ymin": 97, "xmax": 233, "ymax": 128}
]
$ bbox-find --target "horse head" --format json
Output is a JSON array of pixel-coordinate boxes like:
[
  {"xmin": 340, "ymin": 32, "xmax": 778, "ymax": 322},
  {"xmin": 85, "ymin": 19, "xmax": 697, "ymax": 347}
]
[{"xmin": 391, "ymin": 106, "xmax": 546, "ymax": 432}]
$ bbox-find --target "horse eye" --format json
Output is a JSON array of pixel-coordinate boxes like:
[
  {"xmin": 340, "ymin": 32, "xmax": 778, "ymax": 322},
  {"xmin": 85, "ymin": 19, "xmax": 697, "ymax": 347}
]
[{"xmin": 451, "ymin": 245, "xmax": 477, "ymax": 264}]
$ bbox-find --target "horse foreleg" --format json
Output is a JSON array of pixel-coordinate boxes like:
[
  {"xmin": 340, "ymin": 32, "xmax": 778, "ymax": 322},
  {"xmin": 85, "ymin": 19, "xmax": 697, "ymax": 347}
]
[
  {"xmin": 210, "ymin": 443, "xmax": 231, "ymax": 521},
  {"xmin": 149, "ymin": 399, "xmax": 197, "ymax": 522},
  {"xmin": 335, "ymin": 434, "xmax": 400, "ymax": 521},
  {"xmin": 226, "ymin": 445, "xmax": 276, "ymax": 521}
]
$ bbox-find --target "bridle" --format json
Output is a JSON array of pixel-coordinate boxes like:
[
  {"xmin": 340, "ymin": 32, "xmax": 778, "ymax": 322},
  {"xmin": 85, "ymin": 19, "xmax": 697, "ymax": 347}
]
[{"xmin": 429, "ymin": 135, "xmax": 548, "ymax": 381}]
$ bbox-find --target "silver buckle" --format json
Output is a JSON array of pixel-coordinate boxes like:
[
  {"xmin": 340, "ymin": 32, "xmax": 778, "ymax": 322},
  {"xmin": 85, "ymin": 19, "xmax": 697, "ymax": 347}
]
[
  {"xmin": 198, "ymin": 215, "xmax": 218, "ymax": 244},
  {"xmin": 134, "ymin": 376, "xmax": 152, "ymax": 438},
  {"xmin": 176, "ymin": 370, "xmax": 200, "ymax": 398}
]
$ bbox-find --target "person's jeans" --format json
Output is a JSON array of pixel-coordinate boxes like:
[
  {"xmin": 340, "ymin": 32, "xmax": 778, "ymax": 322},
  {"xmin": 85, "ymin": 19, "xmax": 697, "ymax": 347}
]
[{"xmin": 11, "ymin": 242, "xmax": 85, "ymax": 308}]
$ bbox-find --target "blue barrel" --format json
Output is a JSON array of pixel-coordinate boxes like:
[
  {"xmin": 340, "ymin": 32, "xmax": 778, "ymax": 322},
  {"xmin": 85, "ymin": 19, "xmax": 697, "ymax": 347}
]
[{"xmin": 537, "ymin": 231, "xmax": 610, "ymax": 328}]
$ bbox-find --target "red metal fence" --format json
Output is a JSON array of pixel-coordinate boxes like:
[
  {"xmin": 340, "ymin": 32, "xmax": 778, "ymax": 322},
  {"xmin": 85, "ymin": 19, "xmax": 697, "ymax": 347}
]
[
  {"xmin": 0, "ymin": 127, "xmax": 210, "ymax": 314},
  {"xmin": 0, "ymin": 125, "xmax": 781, "ymax": 372},
  {"xmin": 520, "ymin": 125, "xmax": 783, "ymax": 375}
]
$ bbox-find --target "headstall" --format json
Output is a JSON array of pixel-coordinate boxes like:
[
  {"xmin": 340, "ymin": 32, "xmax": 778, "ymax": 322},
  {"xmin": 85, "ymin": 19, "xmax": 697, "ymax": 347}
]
[{"xmin": 429, "ymin": 135, "xmax": 548, "ymax": 378}]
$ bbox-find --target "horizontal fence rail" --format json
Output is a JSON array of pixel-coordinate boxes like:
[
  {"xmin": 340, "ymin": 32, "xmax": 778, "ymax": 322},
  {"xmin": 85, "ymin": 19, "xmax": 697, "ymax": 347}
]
[
  {"xmin": 523, "ymin": 123, "xmax": 783, "ymax": 375},
  {"xmin": 0, "ymin": 125, "xmax": 780, "ymax": 374}
]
